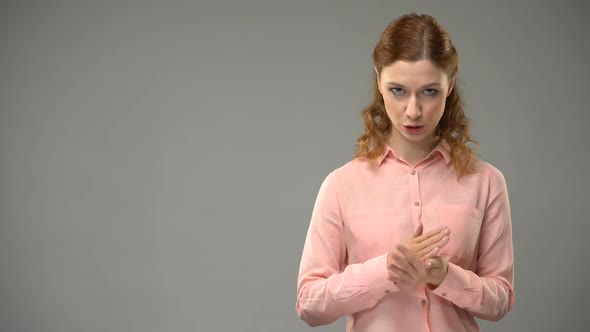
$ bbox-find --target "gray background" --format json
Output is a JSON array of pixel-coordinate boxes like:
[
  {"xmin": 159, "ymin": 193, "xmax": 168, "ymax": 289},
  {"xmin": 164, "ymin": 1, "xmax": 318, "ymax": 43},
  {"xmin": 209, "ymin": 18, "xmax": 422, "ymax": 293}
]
[{"xmin": 1, "ymin": 0, "xmax": 588, "ymax": 331}]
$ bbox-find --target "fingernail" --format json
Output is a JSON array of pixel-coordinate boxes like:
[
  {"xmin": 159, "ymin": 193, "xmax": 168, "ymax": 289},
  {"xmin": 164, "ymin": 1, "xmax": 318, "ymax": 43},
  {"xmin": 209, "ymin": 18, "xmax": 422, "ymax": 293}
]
[{"xmin": 444, "ymin": 228, "xmax": 450, "ymax": 235}]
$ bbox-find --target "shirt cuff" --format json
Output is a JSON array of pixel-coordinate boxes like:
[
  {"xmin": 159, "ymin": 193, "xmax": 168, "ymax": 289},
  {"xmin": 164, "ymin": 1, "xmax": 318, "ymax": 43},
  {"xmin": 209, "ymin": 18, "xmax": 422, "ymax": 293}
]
[
  {"xmin": 362, "ymin": 253, "xmax": 399, "ymax": 303},
  {"xmin": 430, "ymin": 262, "xmax": 470, "ymax": 304}
]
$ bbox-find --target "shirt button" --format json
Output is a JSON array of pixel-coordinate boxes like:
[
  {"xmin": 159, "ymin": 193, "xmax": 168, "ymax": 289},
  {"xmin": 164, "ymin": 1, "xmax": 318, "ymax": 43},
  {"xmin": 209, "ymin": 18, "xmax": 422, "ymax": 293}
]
[
  {"xmin": 415, "ymin": 202, "xmax": 421, "ymax": 206},
  {"xmin": 442, "ymin": 293, "xmax": 447, "ymax": 297},
  {"xmin": 411, "ymin": 170, "xmax": 416, "ymax": 175},
  {"xmin": 421, "ymin": 299, "xmax": 427, "ymax": 305},
  {"xmin": 385, "ymin": 290, "xmax": 391, "ymax": 294}
]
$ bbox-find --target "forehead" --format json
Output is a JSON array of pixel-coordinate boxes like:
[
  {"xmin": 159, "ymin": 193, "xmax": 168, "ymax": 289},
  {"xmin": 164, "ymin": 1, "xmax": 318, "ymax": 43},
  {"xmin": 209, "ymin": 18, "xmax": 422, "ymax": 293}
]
[{"xmin": 380, "ymin": 60, "xmax": 448, "ymax": 84}]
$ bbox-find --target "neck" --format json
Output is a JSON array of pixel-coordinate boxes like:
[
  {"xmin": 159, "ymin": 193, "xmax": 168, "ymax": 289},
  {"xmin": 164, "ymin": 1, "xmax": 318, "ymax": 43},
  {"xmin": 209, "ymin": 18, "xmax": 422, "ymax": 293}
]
[{"xmin": 387, "ymin": 135, "xmax": 440, "ymax": 166}]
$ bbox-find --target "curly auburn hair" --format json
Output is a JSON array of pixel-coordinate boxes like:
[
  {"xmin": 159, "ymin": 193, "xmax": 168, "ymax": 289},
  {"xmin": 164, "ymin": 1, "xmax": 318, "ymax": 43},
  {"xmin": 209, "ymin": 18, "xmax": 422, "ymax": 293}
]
[{"xmin": 354, "ymin": 13, "xmax": 480, "ymax": 179}]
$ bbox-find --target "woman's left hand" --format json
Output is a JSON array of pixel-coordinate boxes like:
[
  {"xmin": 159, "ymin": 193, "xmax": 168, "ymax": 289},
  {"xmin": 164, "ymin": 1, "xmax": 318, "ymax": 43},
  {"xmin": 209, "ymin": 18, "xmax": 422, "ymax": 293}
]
[{"xmin": 424, "ymin": 256, "xmax": 449, "ymax": 288}]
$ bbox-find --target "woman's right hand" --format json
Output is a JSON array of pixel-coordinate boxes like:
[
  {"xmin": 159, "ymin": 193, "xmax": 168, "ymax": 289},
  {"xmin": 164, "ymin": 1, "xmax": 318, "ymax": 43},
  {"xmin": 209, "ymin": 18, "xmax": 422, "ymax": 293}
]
[{"xmin": 386, "ymin": 223, "xmax": 450, "ymax": 286}]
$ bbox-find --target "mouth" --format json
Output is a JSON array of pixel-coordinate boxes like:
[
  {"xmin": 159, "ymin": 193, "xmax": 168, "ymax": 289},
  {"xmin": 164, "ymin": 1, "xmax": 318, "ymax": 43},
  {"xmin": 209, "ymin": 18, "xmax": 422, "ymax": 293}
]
[{"xmin": 403, "ymin": 125, "xmax": 425, "ymax": 134}]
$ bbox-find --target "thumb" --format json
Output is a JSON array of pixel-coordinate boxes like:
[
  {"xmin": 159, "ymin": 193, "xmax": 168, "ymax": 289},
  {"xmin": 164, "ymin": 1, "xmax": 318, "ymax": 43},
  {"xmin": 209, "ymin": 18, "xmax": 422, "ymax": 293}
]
[
  {"xmin": 412, "ymin": 222, "xmax": 423, "ymax": 238},
  {"xmin": 426, "ymin": 258, "xmax": 441, "ymax": 269}
]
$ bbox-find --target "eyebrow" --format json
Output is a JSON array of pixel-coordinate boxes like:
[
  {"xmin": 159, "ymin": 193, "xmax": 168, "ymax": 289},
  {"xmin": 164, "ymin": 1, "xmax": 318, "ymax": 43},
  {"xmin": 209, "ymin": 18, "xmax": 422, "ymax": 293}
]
[{"xmin": 385, "ymin": 82, "xmax": 442, "ymax": 88}]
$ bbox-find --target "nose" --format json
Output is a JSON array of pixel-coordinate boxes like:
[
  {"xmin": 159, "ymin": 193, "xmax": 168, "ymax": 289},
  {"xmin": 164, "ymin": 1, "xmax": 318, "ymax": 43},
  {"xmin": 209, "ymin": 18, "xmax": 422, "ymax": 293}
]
[{"xmin": 405, "ymin": 95, "xmax": 422, "ymax": 120}]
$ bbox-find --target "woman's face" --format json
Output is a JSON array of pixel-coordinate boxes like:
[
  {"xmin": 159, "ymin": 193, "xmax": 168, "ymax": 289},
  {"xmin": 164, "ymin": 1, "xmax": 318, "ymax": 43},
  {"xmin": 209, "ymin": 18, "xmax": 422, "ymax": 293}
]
[{"xmin": 377, "ymin": 59, "xmax": 454, "ymax": 146}]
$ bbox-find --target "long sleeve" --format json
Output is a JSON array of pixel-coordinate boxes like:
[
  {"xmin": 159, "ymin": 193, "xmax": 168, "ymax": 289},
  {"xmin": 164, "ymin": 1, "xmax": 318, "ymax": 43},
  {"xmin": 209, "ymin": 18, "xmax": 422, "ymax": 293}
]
[
  {"xmin": 431, "ymin": 168, "xmax": 515, "ymax": 321},
  {"xmin": 296, "ymin": 172, "xmax": 398, "ymax": 327}
]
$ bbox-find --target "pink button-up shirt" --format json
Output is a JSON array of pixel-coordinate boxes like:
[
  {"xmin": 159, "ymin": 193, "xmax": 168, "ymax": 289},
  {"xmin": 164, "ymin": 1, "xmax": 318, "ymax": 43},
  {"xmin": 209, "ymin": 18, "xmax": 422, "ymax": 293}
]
[{"xmin": 296, "ymin": 139, "xmax": 515, "ymax": 331}]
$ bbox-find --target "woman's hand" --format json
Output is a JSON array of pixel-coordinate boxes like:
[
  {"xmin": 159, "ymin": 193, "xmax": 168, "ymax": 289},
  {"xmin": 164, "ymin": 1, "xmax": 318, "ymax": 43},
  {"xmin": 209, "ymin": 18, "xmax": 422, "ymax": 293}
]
[
  {"xmin": 387, "ymin": 223, "xmax": 450, "ymax": 286},
  {"xmin": 424, "ymin": 256, "xmax": 449, "ymax": 288}
]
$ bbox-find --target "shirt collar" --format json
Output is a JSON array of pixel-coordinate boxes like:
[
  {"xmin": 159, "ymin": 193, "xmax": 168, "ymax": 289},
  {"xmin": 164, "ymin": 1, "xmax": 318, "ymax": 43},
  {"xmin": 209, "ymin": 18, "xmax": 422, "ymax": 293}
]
[{"xmin": 377, "ymin": 138, "xmax": 451, "ymax": 167}]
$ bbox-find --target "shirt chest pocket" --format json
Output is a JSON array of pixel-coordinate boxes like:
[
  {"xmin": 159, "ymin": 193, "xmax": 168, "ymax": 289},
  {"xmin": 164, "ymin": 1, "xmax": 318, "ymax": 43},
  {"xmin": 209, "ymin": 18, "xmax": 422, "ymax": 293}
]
[
  {"xmin": 438, "ymin": 205, "xmax": 483, "ymax": 265},
  {"xmin": 344, "ymin": 208, "xmax": 400, "ymax": 263}
]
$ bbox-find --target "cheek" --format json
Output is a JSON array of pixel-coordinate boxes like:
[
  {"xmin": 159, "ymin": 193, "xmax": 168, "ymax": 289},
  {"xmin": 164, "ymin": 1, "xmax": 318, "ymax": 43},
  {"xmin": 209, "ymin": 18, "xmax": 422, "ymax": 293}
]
[
  {"xmin": 382, "ymin": 98, "xmax": 404, "ymax": 118},
  {"xmin": 424, "ymin": 99, "xmax": 446, "ymax": 117}
]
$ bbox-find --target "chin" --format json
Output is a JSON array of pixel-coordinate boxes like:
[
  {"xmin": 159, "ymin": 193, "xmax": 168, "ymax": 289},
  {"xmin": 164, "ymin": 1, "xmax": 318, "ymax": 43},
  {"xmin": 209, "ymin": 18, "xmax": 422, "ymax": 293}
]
[
  {"xmin": 403, "ymin": 131, "xmax": 425, "ymax": 139},
  {"xmin": 405, "ymin": 136, "xmax": 427, "ymax": 143},
  {"xmin": 403, "ymin": 131, "xmax": 435, "ymax": 142}
]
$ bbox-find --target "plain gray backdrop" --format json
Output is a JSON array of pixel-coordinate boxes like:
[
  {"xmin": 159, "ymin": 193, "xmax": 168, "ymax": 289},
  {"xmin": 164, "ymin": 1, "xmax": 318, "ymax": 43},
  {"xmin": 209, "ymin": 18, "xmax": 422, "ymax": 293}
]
[{"xmin": 1, "ymin": 0, "xmax": 589, "ymax": 331}]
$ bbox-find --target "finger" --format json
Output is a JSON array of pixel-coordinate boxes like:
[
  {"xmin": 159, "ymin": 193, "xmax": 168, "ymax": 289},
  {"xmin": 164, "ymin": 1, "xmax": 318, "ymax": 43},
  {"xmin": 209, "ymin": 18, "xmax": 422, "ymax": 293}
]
[
  {"xmin": 411, "ymin": 237, "xmax": 446, "ymax": 260},
  {"xmin": 425, "ymin": 258, "xmax": 435, "ymax": 268},
  {"xmin": 411, "ymin": 222, "xmax": 424, "ymax": 238},
  {"xmin": 398, "ymin": 245, "xmax": 426, "ymax": 276},
  {"xmin": 390, "ymin": 249, "xmax": 413, "ymax": 273},
  {"xmin": 389, "ymin": 264, "xmax": 414, "ymax": 283},
  {"xmin": 390, "ymin": 248, "xmax": 418, "ymax": 278},
  {"xmin": 420, "ymin": 234, "xmax": 449, "ymax": 253},
  {"xmin": 417, "ymin": 246, "xmax": 439, "ymax": 260},
  {"xmin": 415, "ymin": 226, "xmax": 449, "ymax": 244},
  {"xmin": 415, "ymin": 230, "xmax": 450, "ymax": 253},
  {"xmin": 429, "ymin": 256, "xmax": 449, "ymax": 269},
  {"xmin": 414, "ymin": 226, "xmax": 445, "ymax": 242},
  {"xmin": 414, "ymin": 229, "xmax": 450, "ymax": 258},
  {"xmin": 426, "ymin": 258, "xmax": 443, "ymax": 269},
  {"xmin": 436, "ymin": 235, "xmax": 450, "ymax": 248},
  {"xmin": 387, "ymin": 270, "xmax": 400, "ymax": 284}
]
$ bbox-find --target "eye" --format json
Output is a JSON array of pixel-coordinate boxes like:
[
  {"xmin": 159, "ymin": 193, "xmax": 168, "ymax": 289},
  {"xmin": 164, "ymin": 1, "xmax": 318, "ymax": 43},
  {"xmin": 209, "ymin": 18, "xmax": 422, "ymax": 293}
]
[
  {"xmin": 424, "ymin": 88, "xmax": 438, "ymax": 96},
  {"xmin": 390, "ymin": 87, "xmax": 404, "ymax": 95}
]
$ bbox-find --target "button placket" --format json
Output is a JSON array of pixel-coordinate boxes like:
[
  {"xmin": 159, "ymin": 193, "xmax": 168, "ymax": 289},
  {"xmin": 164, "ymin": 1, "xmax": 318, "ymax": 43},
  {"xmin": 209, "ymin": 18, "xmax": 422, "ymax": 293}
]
[{"xmin": 408, "ymin": 167, "xmax": 422, "ymax": 223}]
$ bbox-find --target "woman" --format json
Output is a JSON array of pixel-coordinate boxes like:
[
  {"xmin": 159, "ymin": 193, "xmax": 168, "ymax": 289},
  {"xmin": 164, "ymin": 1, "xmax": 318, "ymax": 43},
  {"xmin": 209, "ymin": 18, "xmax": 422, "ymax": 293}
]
[{"xmin": 296, "ymin": 13, "xmax": 515, "ymax": 331}]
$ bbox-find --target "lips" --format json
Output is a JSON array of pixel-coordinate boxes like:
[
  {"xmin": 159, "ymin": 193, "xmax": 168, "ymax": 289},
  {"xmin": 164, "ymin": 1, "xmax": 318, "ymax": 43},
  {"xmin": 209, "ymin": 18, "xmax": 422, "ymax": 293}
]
[{"xmin": 403, "ymin": 125, "xmax": 425, "ymax": 134}]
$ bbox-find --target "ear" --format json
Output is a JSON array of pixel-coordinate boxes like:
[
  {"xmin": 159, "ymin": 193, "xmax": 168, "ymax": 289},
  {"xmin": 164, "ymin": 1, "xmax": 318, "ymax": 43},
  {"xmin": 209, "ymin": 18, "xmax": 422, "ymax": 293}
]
[
  {"xmin": 447, "ymin": 77, "xmax": 456, "ymax": 97},
  {"xmin": 374, "ymin": 67, "xmax": 382, "ymax": 93}
]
